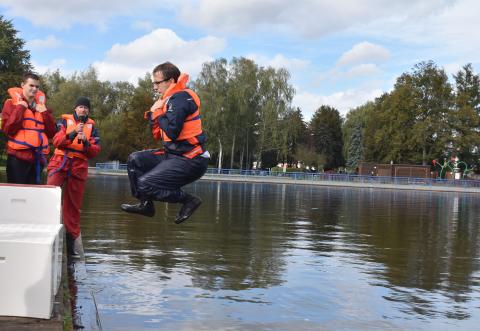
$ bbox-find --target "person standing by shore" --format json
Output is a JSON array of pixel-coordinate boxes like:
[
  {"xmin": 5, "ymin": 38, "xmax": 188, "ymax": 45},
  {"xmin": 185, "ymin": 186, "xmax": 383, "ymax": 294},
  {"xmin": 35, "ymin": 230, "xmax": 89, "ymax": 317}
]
[
  {"xmin": 1, "ymin": 73, "xmax": 56, "ymax": 184},
  {"xmin": 47, "ymin": 97, "xmax": 101, "ymax": 257}
]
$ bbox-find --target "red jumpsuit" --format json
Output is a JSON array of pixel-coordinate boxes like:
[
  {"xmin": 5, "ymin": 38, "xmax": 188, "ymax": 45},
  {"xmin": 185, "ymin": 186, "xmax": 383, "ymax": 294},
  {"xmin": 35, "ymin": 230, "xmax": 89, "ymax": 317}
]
[{"xmin": 47, "ymin": 115, "xmax": 101, "ymax": 239}]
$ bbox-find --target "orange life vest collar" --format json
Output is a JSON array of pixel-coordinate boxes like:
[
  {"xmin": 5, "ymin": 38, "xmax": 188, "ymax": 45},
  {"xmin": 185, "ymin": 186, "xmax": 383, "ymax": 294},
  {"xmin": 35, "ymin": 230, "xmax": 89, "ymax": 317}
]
[
  {"xmin": 7, "ymin": 87, "xmax": 46, "ymax": 108},
  {"xmin": 150, "ymin": 73, "xmax": 191, "ymax": 120},
  {"xmin": 162, "ymin": 73, "xmax": 189, "ymax": 101}
]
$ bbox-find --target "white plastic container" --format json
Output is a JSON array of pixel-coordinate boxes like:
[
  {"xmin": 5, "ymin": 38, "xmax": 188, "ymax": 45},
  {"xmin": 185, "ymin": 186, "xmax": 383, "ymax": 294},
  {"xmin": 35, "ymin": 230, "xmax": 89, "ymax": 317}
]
[
  {"xmin": 0, "ymin": 184, "xmax": 62, "ymax": 225},
  {"xmin": 0, "ymin": 224, "xmax": 63, "ymax": 319},
  {"xmin": 0, "ymin": 185, "xmax": 64, "ymax": 319}
]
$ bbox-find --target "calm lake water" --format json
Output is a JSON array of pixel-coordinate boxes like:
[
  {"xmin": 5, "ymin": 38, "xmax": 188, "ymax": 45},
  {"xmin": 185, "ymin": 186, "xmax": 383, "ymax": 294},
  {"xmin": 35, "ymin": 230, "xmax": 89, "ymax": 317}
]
[{"xmin": 78, "ymin": 175, "xmax": 480, "ymax": 331}]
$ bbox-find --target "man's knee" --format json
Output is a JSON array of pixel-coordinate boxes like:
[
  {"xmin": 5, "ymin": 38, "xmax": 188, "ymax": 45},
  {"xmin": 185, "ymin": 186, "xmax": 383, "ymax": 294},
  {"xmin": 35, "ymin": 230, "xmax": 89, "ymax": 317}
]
[
  {"xmin": 137, "ymin": 176, "xmax": 183, "ymax": 202},
  {"xmin": 127, "ymin": 151, "xmax": 144, "ymax": 168},
  {"xmin": 137, "ymin": 175, "xmax": 155, "ymax": 198},
  {"xmin": 128, "ymin": 151, "xmax": 140, "ymax": 163},
  {"xmin": 137, "ymin": 176, "xmax": 148, "ymax": 190}
]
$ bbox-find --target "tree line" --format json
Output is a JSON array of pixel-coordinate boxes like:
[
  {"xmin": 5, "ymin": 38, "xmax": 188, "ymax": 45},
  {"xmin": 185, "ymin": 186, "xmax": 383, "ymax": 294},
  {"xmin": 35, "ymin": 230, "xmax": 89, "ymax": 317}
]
[
  {"xmin": 344, "ymin": 61, "xmax": 480, "ymax": 170},
  {"xmin": 1, "ymin": 16, "xmax": 479, "ymax": 170}
]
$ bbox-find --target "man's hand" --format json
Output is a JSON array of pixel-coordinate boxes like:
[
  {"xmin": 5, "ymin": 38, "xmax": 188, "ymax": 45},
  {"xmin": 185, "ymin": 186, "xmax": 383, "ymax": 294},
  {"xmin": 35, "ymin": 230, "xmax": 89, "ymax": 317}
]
[
  {"xmin": 36, "ymin": 103, "xmax": 47, "ymax": 113},
  {"xmin": 150, "ymin": 98, "xmax": 166, "ymax": 112},
  {"xmin": 15, "ymin": 92, "xmax": 28, "ymax": 108},
  {"xmin": 75, "ymin": 123, "xmax": 84, "ymax": 133},
  {"xmin": 77, "ymin": 132, "xmax": 87, "ymax": 141}
]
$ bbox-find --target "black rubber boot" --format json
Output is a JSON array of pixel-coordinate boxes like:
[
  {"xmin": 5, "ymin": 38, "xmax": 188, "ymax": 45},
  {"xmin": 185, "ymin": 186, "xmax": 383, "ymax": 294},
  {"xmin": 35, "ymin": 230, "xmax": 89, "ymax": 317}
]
[
  {"xmin": 120, "ymin": 200, "xmax": 155, "ymax": 217},
  {"xmin": 66, "ymin": 233, "xmax": 81, "ymax": 259},
  {"xmin": 175, "ymin": 194, "xmax": 202, "ymax": 224}
]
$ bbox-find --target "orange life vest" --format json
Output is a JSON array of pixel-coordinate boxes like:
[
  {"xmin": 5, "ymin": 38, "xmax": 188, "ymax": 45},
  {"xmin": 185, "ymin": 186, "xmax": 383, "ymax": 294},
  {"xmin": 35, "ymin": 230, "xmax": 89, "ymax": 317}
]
[
  {"xmin": 149, "ymin": 74, "xmax": 203, "ymax": 143},
  {"xmin": 6, "ymin": 87, "xmax": 49, "ymax": 154},
  {"xmin": 54, "ymin": 114, "xmax": 94, "ymax": 160},
  {"xmin": 147, "ymin": 73, "xmax": 204, "ymax": 158}
]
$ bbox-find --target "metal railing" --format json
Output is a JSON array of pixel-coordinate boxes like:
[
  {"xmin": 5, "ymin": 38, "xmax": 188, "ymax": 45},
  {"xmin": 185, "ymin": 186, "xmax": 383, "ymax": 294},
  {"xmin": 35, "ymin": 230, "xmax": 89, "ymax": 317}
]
[
  {"xmin": 204, "ymin": 168, "xmax": 480, "ymax": 188},
  {"xmin": 95, "ymin": 163, "xmax": 480, "ymax": 189},
  {"xmin": 95, "ymin": 162, "xmax": 127, "ymax": 171}
]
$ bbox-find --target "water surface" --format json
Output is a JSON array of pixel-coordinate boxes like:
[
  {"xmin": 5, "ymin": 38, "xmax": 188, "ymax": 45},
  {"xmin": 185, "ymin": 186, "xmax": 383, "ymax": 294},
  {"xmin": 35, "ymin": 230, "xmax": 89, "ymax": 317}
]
[{"xmin": 80, "ymin": 175, "xmax": 480, "ymax": 331}]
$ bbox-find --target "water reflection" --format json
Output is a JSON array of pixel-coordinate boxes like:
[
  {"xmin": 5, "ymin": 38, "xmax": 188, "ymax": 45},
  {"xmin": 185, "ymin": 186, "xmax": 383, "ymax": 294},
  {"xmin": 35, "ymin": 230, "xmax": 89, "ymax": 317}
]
[{"xmin": 79, "ymin": 176, "xmax": 480, "ymax": 330}]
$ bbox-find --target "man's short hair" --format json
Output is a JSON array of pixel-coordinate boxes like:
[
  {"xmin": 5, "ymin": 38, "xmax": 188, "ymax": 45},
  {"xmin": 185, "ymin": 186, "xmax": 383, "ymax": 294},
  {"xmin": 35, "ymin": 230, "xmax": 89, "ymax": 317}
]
[
  {"xmin": 22, "ymin": 72, "xmax": 40, "ymax": 82},
  {"xmin": 152, "ymin": 62, "xmax": 181, "ymax": 83}
]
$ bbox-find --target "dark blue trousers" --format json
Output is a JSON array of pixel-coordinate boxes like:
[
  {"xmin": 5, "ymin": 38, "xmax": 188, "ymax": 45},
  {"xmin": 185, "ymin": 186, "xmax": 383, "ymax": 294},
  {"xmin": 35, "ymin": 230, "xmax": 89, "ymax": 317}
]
[{"xmin": 127, "ymin": 149, "xmax": 208, "ymax": 203}]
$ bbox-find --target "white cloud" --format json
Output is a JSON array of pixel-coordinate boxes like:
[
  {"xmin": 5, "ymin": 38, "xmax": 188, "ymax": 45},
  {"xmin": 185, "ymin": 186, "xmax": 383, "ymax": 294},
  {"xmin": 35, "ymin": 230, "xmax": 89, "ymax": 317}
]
[
  {"xmin": 293, "ymin": 87, "xmax": 384, "ymax": 120},
  {"xmin": 336, "ymin": 42, "xmax": 390, "ymax": 67},
  {"xmin": 32, "ymin": 58, "xmax": 67, "ymax": 74},
  {"xmin": 434, "ymin": 0, "xmax": 480, "ymax": 55},
  {"xmin": 443, "ymin": 62, "xmax": 463, "ymax": 78},
  {"xmin": 4, "ymin": 0, "xmax": 449, "ymax": 36},
  {"xmin": 246, "ymin": 53, "xmax": 309, "ymax": 71},
  {"xmin": 308, "ymin": 42, "xmax": 389, "ymax": 89},
  {"xmin": 351, "ymin": 0, "xmax": 480, "ymax": 64},
  {"xmin": 26, "ymin": 35, "xmax": 62, "ymax": 50},
  {"xmin": 131, "ymin": 20, "xmax": 155, "ymax": 32},
  {"xmin": 344, "ymin": 64, "xmax": 382, "ymax": 79},
  {"xmin": 319, "ymin": 63, "xmax": 383, "ymax": 85},
  {"xmin": 239, "ymin": 51, "xmax": 385, "ymax": 119},
  {"xmin": 93, "ymin": 29, "xmax": 225, "ymax": 83},
  {"xmin": 0, "ymin": 0, "xmax": 170, "ymax": 29},
  {"xmin": 179, "ymin": 0, "xmax": 453, "ymax": 38}
]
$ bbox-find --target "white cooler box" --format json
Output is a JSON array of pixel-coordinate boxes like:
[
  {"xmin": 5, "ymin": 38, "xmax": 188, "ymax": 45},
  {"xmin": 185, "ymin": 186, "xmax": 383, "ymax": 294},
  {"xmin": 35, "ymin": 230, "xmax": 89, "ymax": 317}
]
[
  {"xmin": 0, "ymin": 185, "xmax": 63, "ymax": 319},
  {"xmin": 0, "ymin": 184, "xmax": 62, "ymax": 224},
  {"xmin": 0, "ymin": 224, "xmax": 64, "ymax": 319}
]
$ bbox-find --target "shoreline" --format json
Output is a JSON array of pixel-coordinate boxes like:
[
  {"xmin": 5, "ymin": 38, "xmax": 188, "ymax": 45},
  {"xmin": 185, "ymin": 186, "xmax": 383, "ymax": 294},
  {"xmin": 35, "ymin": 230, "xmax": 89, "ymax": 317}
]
[{"xmin": 88, "ymin": 168, "xmax": 480, "ymax": 194}]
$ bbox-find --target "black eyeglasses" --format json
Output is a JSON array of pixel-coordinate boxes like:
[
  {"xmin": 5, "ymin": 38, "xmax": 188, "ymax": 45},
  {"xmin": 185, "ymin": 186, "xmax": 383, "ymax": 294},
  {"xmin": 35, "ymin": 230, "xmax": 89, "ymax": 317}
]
[{"xmin": 153, "ymin": 78, "xmax": 170, "ymax": 85}]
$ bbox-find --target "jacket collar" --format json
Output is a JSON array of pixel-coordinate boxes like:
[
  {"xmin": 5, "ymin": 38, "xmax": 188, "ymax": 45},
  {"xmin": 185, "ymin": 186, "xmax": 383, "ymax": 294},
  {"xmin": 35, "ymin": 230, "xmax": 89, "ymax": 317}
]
[{"xmin": 161, "ymin": 73, "xmax": 189, "ymax": 100}]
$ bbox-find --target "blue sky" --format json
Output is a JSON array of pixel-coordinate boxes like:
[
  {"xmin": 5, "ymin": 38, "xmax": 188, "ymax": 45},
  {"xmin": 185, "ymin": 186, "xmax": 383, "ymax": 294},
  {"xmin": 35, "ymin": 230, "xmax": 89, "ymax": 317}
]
[{"xmin": 1, "ymin": 0, "xmax": 478, "ymax": 120}]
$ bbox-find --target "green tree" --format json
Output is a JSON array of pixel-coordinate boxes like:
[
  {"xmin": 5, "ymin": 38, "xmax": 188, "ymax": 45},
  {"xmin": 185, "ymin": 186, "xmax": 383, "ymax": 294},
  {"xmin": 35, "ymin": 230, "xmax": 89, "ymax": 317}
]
[
  {"xmin": 279, "ymin": 107, "xmax": 307, "ymax": 163},
  {"xmin": 41, "ymin": 68, "xmax": 137, "ymax": 162},
  {"xmin": 450, "ymin": 64, "xmax": 480, "ymax": 167},
  {"xmin": 256, "ymin": 66, "xmax": 294, "ymax": 168},
  {"xmin": 45, "ymin": 67, "xmax": 127, "ymax": 120},
  {"xmin": 408, "ymin": 61, "xmax": 453, "ymax": 164},
  {"xmin": 343, "ymin": 102, "xmax": 373, "ymax": 169},
  {"xmin": 346, "ymin": 123, "xmax": 363, "ymax": 170},
  {"xmin": 196, "ymin": 57, "xmax": 296, "ymax": 169},
  {"xmin": 362, "ymin": 95, "xmax": 391, "ymax": 162},
  {"xmin": 0, "ymin": 16, "xmax": 33, "ymax": 158},
  {"xmin": 194, "ymin": 58, "xmax": 229, "ymax": 169},
  {"xmin": 0, "ymin": 15, "xmax": 33, "ymax": 104},
  {"xmin": 362, "ymin": 61, "xmax": 453, "ymax": 165},
  {"xmin": 116, "ymin": 74, "xmax": 156, "ymax": 161},
  {"xmin": 310, "ymin": 105, "xmax": 344, "ymax": 169},
  {"xmin": 382, "ymin": 77, "xmax": 418, "ymax": 163},
  {"xmin": 226, "ymin": 57, "xmax": 259, "ymax": 169},
  {"xmin": 41, "ymin": 69, "xmax": 66, "ymax": 98}
]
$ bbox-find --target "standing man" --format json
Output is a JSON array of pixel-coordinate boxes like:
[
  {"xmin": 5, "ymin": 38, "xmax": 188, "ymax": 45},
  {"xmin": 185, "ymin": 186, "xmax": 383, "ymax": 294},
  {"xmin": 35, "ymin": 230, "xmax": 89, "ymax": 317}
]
[
  {"xmin": 121, "ymin": 62, "xmax": 209, "ymax": 224},
  {"xmin": 1, "ymin": 73, "xmax": 56, "ymax": 184},
  {"xmin": 47, "ymin": 97, "xmax": 101, "ymax": 257}
]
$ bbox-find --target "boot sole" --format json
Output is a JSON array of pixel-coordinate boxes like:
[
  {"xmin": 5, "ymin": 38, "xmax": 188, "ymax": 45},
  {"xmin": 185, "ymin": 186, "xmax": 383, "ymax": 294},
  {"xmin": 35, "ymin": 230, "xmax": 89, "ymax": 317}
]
[
  {"xmin": 175, "ymin": 199, "xmax": 202, "ymax": 224},
  {"xmin": 120, "ymin": 205, "xmax": 155, "ymax": 217}
]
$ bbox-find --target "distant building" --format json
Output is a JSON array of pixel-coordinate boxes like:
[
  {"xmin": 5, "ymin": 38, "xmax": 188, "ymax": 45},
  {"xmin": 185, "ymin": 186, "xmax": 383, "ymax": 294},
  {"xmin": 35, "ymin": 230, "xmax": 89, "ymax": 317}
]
[{"xmin": 359, "ymin": 162, "xmax": 431, "ymax": 178}]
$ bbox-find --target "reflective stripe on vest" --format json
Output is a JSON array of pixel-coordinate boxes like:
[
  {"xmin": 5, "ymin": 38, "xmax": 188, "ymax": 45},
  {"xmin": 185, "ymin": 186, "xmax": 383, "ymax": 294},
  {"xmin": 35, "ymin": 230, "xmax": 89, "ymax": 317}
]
[{"xmin": 54, "ymin": 114, "xmax": 94, "ymax": 160}]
